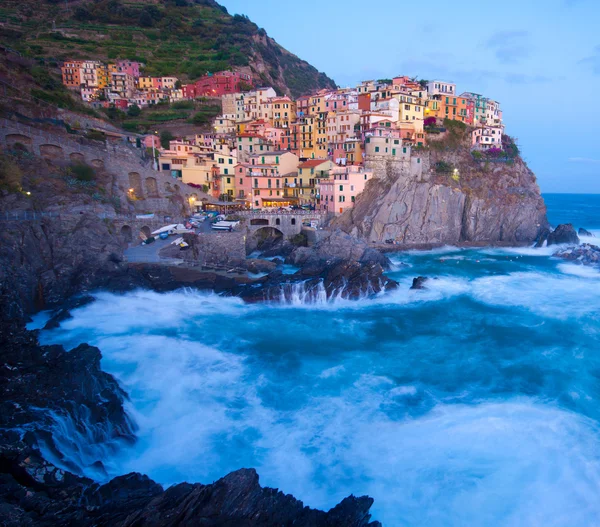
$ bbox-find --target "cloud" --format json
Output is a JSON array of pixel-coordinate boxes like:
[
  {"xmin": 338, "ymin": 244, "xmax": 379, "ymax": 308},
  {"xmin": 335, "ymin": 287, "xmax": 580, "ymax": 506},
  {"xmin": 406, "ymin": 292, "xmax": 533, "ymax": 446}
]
[
  {"xmin": 580, "ymin": 45, "xmax": 600, "ymax": 74},
  {"xmin": 568, "ymin": 157, "xmax": 600, "ymax": 164},
  {"xmin": 486, "ymin": 30, "xmax": 531, "ymax": 64}
]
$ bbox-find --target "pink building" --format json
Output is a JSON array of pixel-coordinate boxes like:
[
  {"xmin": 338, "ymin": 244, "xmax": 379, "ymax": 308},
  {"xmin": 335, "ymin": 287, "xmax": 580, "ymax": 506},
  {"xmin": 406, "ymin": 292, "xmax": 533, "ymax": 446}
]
[
  {"xmin": 236, "ymin": 163, "xmax": 292, "ymax": 208},
  {"xmin": 116, "ymin": 60, "xmax": 142, "ymax": 78},
  {"xmin": 318, "ymin": 165, "xmax": 374, "ymax": 214}
]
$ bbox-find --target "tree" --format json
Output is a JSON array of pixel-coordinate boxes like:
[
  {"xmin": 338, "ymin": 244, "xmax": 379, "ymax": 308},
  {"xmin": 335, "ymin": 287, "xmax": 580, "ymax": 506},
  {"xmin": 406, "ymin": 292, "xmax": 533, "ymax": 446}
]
[
  {"xmin": 159, "ymin": 130, "xmax": 174, "ymax": 149},
  {"xmin": 174, "ymin": 80, "xmax": 182, "ymax": 90},
  {"xmin": 127, "ymin": 104, "xmax": 141, "ymax": 117}
]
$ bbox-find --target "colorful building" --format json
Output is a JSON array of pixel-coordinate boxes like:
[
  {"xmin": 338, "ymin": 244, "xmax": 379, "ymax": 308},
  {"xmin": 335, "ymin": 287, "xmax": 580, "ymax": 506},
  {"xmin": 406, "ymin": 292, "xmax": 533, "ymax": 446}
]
[
  {"xmin": 194, "ymin": 71, "xmax": 252, "ymax": 97},
  {"xmin": 318, "ymin": 165, "xmax": 374, "ymax": 214}
]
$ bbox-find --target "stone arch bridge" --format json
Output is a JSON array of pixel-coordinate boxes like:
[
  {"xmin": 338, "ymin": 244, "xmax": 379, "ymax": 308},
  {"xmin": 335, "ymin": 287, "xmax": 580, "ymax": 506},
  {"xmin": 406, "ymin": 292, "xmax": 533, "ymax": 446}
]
[{"xmin": 238, "ymin": 211, "xmax": 326, "ymax": 238}]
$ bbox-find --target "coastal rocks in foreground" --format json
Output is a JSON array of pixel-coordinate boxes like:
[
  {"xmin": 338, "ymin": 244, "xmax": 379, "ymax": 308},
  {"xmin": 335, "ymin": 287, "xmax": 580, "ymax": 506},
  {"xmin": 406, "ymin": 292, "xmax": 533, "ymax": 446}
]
[
  {"xmin": 554, "ymin": 243, "xmax": 600, "ymax": 266},
  {"xmin": 0, "ymin": 305, "xmax": 380, "ymax": 526}
]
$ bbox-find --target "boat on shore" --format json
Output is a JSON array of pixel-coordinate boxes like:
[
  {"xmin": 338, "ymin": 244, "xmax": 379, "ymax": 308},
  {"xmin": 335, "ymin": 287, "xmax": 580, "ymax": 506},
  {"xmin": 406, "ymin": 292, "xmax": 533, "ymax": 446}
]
[{"xmin": 211, "ymin": 221, "xmax": 239, "ymax": 231}]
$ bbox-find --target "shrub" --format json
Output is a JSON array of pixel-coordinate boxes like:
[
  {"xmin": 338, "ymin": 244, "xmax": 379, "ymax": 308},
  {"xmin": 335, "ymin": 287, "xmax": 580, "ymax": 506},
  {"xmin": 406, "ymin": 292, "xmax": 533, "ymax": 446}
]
[
  {"xmin": 70, "ymin": 162, "xmax": 95, "ymax": 182},
  {"xmin": 424, "ymin": 116, "xmax": 437, "ymax": 127},
  {"xmin": 434, "ymin": 161, "xmax": 453, "ymax": 173},
  {"xmin": 160, "ymin": 130, "xmax": 174, "ymax": 149},
  {"xmin": 0, "ymin": 155, "xmax": 23, "ymax": 191},
  {"xmin": 127, "ymin": 104, "xmax": 141, "ymax": 117},
  {"xmin": 290, "ymin": 233, "xmax": 307, "ymax": 247}
]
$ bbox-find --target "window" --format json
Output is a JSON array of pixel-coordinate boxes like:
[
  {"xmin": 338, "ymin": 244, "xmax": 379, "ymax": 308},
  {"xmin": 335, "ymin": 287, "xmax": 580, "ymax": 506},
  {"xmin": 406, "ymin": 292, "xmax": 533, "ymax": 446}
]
[
  {"xmin": 224, "ymin": 169, "xmax": 229, "ymax": 175},
  {"xmin": 254, "ymin": 178, "xmax": 258, "ymax": 187},
  {"xmin": 375, "ymin": 146, "xmax": 380, "ymax": 152},
  {"xmin": 339, "ymin": 185, "xmax": 343, "ymax": 191},
  {"xmin": 403, "ymin": 147, "xmax": 407, "ymax": 154},
  {"xmin": 392, "ymin": 149, "xmax": 396, "ymax": 156}
]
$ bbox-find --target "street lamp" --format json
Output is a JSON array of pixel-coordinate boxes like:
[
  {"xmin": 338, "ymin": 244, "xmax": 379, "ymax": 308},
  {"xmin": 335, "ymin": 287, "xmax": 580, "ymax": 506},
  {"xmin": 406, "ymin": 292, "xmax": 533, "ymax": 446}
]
[{"xmin": 152, "ymin": 130, "xmax": 159, "ymax": 171}]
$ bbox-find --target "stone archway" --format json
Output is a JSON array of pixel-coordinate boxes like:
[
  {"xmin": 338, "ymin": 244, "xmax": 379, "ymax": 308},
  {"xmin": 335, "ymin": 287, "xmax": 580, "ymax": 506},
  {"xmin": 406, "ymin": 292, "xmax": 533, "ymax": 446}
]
[
  {"xmin": 90, "ymin": 159, "xmax": 104, "ymax": 168},
  {"xmin": 69, "ymin": 152, "xmax": 85, "ymax": 163},
  {"xmin": 140, "ymin": 226, "xmax": 151, "ymax": 238},
  {"xmin": 120, "ymin": 225, "xmax": 133, "ymax": 242},
  {"xmin": 250, "ymin": 218, "xmax": 269, "ymax": 226},
  {"xmin": 128, "ymin": 172, "xmax": 143, "ymax": 197},
  {"xmin": 145, "ymin": 176, "xmax": 159, "ymax": 197},
  {"xmin": 246, "ymin": 226, "xmax": 284, "ymax": 254}
]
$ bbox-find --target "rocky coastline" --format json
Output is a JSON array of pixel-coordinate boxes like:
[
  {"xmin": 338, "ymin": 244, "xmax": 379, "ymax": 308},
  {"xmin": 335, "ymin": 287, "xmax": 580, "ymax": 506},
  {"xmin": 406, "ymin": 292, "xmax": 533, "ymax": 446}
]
[{"xmin": 0, "ymin": 216, "xmax": 390, "ymax": 526}]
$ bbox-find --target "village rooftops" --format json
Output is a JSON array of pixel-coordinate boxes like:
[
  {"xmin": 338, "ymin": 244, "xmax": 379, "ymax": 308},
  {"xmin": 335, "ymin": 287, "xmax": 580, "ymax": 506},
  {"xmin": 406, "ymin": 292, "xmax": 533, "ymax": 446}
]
[
  {"xmin": 298, "ymin": 159, "xmax": 331, "ymax": 168},
  {"xmin": 237, "ymin": 162, "xmax": 278, "ymax": 169},
  {"xmin": 247, "ymin": 150, "xmax": 293, "ymax": 157}
]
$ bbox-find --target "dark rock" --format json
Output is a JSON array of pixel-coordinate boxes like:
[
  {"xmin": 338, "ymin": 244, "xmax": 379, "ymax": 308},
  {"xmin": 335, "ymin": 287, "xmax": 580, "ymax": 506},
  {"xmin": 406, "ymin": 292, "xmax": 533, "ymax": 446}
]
[
  {"xmin": 554, "ymin": 243, "xmax": 600, "ymax": 266},
  {"xmin": 410, "ymin": 276, "xmax": 429, "ymax": 290},
  {"xmin": 245, "ymin": 258, "xmax": 278, "ymax": 274},
  {"xmin": 43, "ymin": 295, "xmax": 96, "ymax": 329},
  {"xmin": 534, "ymin": 228, "xmax": 550, "ymax": 248},
  {"xmin": 547, "ymin": 224, "xmax": 580, "ymax": 246},
  {"xmin": 579, "ymin": 228, "xmax": 595, "ymax": 237}
]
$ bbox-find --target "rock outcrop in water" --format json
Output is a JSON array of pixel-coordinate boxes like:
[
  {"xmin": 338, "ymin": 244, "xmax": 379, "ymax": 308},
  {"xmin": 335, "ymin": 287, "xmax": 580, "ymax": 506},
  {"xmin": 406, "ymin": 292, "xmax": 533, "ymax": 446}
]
[
  {"xmin": 243, "ymin": 230, "xmax": 398, "ymax": 302},
  {"xmin": 546, "ymin": 224, "xmax": 580, "ymax": 246},
  {"xmin": 332, "ymin": 144, "xmax": 548, "ymax": 246},
  {"xmin": 554, "ymin": 243, "xmax": 600, "ymax": 266},
  {"xmin": 579, "ymin": 228, "xmax": 595, "ymax": 237}
]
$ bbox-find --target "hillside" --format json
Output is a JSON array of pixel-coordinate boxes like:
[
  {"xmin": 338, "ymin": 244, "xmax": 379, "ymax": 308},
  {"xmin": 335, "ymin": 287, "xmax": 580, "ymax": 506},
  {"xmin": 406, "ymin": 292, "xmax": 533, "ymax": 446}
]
[{"xmin": 0, "ymin": 0, "xmax": 336, "ymax": 98}]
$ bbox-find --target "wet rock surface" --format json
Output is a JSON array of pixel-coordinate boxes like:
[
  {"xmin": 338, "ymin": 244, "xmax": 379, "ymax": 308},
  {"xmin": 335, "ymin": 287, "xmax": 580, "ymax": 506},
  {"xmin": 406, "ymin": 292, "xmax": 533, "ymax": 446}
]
[
  {"xmin": 546, "ymin": 224, "xmax": 580, "ymax": 246},
  {"xmin": 243, "ymin": 230, "xmax": 398, "ymax": 302},
  {"xmin": 410, "ymin": 276, "xmax": 429, "ymax": 290},
  {"xmin": 579, "ymin": 227, "xmax": 595, "ymax": 237},
  {"xmin": 554, "ymin": 243, "xmax": 600, "ymax": 266}
]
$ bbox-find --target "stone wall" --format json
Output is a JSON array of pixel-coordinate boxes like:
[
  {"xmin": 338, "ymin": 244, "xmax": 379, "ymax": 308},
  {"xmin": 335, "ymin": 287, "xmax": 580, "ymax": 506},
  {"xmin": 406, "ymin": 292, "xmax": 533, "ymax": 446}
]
[
  {"xmin": 194, "ymin": 232, "xmax": 246, "ymax": 267},
  {"xmin": 0, "ymin": 119, "xmax": 197, "ymax": 217}
]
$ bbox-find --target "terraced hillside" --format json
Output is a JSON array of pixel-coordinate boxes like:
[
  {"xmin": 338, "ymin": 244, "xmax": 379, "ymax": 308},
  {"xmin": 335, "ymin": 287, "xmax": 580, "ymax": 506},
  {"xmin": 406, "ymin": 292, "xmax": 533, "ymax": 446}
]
[{"xmin": 0, "ymin": 0, "xmax": 336, "ymax": 98}]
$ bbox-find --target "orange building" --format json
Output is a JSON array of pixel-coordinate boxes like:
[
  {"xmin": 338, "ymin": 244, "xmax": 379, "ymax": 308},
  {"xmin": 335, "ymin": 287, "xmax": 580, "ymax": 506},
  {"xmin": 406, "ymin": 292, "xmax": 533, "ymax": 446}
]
[{"xmin": 61, "ymin": 61, "xmax": 82, "ymax": 89}]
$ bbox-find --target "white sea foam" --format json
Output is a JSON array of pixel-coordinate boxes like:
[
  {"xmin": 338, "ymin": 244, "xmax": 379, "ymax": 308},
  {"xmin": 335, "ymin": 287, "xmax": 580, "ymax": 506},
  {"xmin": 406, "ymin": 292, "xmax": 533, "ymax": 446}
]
[
  {"xmin": 470, "ymin": 271, "xmax": 600, "ymax": 319},
  {"xmin": 557, "ymin": 263, "xmax": 600, "ymax": 278},
  {"xmin": 39, "ymin": 283, "xmax": 600, "ymax": 526}
]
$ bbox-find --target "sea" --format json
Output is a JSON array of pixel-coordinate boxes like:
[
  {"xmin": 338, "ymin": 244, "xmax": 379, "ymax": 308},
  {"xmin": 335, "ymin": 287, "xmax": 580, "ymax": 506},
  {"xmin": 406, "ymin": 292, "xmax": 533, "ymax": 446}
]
[{"xmin": 32, "ymin": 193, "xmax": 600, "ymax": 526}]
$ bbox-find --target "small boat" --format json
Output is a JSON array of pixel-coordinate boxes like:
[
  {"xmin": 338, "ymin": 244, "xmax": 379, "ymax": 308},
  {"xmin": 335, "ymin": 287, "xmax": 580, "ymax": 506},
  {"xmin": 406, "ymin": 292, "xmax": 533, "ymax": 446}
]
[
  {"xmin": 211, "ymin": 221, "xmax": 239, "ymax": 231},
  {"xmin": 152, "ymin": 224, "xmax": 178, "ymax": 236},
  {"xmin": 136, "ymin": 213, "xmax": 155, "ymax": 219},
  {"xmin": 159, "ymin": 232, "xmax": 169, "ymax": 240}
]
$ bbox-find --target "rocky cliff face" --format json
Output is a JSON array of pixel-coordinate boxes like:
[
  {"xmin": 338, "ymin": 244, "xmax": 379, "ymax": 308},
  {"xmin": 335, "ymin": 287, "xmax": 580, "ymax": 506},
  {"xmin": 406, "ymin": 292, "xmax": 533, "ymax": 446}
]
[{"xmin": 333, "ymin": 146, "xmax": 548, "ymax": 246}]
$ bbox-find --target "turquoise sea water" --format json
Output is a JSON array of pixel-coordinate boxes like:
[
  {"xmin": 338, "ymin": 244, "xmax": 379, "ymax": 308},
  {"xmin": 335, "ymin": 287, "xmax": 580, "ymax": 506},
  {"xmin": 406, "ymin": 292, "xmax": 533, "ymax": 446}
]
[{"xmin": 37, "ymin": 194, "xmax": 600, "ymax": 526}]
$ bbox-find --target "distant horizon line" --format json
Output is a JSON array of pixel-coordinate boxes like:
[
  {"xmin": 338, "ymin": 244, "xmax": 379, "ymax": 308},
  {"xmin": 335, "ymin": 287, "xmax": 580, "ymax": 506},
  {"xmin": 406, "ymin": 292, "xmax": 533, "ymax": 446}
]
[{"xmin": 542, "ymin": 192, "xmax": 600, "ymax": 195}]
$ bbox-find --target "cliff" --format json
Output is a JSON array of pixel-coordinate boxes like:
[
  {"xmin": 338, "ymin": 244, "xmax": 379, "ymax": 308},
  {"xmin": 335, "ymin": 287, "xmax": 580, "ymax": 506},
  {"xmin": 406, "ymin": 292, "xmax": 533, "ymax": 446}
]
[{"xmin": 333, "ymin": 142, "xmax": 548, "ymax": 246}]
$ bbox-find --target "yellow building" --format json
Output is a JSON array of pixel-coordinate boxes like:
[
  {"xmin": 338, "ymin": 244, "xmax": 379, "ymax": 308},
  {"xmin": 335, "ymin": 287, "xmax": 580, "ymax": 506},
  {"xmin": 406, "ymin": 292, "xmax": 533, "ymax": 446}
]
[
  {"xmin": 394, "ymin": 94, "xmax": 424, "ymax": 129},
  {"xmin": 137, "ymin": 77, "xmax": 154, "ymax": 90}
]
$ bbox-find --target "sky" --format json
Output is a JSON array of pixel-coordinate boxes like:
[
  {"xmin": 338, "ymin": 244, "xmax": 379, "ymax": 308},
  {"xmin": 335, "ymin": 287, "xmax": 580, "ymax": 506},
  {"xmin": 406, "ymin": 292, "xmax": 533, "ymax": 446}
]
[{"xmin": 219, "ymin": 0, "xmax": 600, "ymax": 193}]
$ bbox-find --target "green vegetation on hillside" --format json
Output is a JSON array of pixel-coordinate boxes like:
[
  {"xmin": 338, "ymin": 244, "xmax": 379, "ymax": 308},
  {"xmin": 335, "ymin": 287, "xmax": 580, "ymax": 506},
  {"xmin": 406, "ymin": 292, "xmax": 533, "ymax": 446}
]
[{"xmin": 0, "ymin": 0, "xmax": 337, "ymax": 98}]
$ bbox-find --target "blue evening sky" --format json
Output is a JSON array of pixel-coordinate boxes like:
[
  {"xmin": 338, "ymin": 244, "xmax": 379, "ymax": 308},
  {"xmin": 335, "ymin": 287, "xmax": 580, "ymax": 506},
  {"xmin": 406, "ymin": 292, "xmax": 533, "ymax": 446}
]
[{"xmin": 219, "ymin": 0, "xmax": 600, "ymax": 193}]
